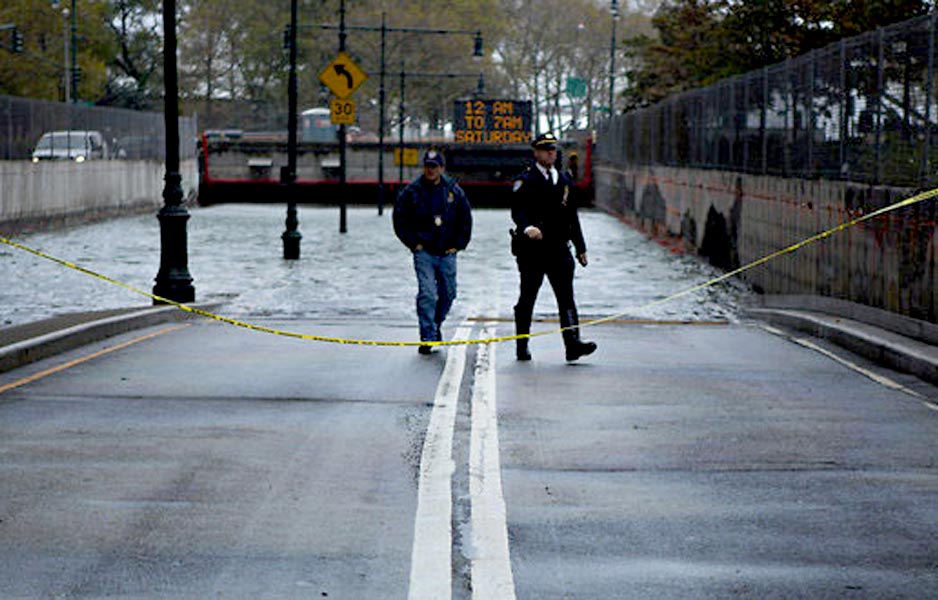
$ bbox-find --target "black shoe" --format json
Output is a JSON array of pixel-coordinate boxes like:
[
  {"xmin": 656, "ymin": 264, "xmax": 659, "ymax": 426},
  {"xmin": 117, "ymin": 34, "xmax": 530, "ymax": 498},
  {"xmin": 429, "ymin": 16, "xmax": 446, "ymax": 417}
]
[
  {"xmin": 516, "ymin": 339, "xmax": 532, "ymax": 361},
  {"xmin": 418, "ymin": 344, "xmax": 434, "ymax": 355},
  {"xmin": 565, "ymin": 340, "xmax": 597, "ymax": 362}
]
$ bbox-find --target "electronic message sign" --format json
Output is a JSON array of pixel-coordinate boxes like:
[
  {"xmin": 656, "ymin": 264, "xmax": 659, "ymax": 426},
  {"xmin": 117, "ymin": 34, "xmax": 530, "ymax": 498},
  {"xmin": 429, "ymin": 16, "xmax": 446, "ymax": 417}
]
[{"xmin": 453, "ymin": 99, "xmax": 532, "ymax": 145}]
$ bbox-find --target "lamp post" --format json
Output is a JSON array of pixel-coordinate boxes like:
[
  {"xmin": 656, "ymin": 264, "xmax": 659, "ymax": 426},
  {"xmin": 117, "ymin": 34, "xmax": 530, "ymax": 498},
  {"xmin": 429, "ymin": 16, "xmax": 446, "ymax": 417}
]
[
  {"xmin": 337, "ymin": 0, "xmax": 348, "ymax": 234},
  {"xmin": 281, "ymin": 0, "xmax": 302, "ymax": 258},
  {"xmin": 152, "ymin": 0, "xmax": 194, "ymax": 303},
  {"xmin": 70, "ymin": 0, "xmax": 77, "ymax": 102},
  {"xmin": 608, "ymin": 0, "xmax": 619, "ymax": 116}
]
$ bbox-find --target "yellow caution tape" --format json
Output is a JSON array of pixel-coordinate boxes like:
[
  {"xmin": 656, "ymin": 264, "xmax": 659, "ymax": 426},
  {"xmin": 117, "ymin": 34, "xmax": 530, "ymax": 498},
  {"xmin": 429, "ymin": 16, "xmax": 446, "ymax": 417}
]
[{"xmin": 2, "ymin": 186, "xmax": 936, "ymax": 347}]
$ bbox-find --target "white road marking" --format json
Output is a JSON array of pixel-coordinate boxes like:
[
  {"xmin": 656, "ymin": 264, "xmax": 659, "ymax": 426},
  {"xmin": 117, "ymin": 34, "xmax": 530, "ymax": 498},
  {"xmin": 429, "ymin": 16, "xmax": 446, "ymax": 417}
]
[
  {"xmin": 759, "ymin": 324, "xmax": 930, "ymax": 404},
  {"xmin": 470, "ymin": 326, "xmax": 517, "ymax": 599},
  {"xmin": 408, "ymin": 323, "xmax": 470, "ymax": 600}
]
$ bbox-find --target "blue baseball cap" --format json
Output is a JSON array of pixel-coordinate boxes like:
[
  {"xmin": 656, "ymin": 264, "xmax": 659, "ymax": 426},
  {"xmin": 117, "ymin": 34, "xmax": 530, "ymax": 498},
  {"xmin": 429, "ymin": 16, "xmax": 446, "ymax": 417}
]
[{"xmin": 423, "ymin": 150, "xmax": 445, "ymax": 167}]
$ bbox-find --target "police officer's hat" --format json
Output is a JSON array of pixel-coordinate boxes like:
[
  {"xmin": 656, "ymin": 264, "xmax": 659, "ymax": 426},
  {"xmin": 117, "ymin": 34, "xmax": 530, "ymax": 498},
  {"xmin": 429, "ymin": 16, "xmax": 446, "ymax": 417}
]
[
  {"xmin": 532, "ymin": 132, "xmax": 558, "ymax": 150},
  {"xmin": 423, "ymin": 149, "xmax": 445, "ymax": 167}
]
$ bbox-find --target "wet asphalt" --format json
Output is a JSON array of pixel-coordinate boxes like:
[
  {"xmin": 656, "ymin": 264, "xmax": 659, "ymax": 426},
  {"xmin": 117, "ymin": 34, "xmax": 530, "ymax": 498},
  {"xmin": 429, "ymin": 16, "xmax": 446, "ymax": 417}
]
[{"xmin": 1, "ymin": 206, "xmax": 936, "ymax": 598}]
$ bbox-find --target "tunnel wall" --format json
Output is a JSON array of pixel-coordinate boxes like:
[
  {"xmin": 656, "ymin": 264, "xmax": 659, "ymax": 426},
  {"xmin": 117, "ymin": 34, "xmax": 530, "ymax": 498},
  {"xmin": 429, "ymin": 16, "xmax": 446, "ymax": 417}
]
[
  {"xmin": 594, "ymin": 162, "xmax": 938, "ymax": 323},
  {"xmin": 0, "ymin": 159, "xmax": 198, "ymax": 234}
]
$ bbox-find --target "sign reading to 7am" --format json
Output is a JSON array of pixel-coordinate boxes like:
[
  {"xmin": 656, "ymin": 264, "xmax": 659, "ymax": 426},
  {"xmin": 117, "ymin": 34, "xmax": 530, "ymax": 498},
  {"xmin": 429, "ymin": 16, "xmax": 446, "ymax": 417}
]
[{"xmin": 453, "ymin": 99, "xmax": 532, "ymax": 145}]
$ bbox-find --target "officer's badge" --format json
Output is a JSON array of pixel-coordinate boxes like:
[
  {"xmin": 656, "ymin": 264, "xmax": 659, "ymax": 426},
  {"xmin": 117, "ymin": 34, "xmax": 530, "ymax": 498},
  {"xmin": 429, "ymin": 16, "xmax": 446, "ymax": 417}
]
[
  {"xmin": 562, "ymin": 185, "xmax": 569, "ymax": 206},
  {"xmin": 434, "ymin": 215, "xmax": 442, "ymax": 227},
  {"xmin": 448, "ymin": 192, "xmax": 454, "ymax": 203},
  {"xmin": 512, "ymin": 180, "xmax": 523, "ymax": 192}
]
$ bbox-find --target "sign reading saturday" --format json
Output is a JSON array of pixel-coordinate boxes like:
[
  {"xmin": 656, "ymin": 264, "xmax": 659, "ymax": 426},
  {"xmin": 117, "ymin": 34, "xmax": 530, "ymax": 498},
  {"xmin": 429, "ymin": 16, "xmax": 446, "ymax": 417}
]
[{"xmin": 453, "ymin": 99, "xmax": 532, "ymax": 145}]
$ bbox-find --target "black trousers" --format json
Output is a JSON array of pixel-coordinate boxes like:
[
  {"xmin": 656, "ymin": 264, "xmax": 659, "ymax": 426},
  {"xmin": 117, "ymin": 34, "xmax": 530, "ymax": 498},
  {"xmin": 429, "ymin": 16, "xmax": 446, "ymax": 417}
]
[{"xmin": 514, "ymin": 249, "xmax": 577, "ymax": 325}]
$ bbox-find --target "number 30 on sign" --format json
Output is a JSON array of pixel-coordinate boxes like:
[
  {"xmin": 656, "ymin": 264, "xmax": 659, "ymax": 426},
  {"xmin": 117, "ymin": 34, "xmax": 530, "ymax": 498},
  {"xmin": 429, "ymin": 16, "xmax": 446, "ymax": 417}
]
[{"xmin": 330, "ymin": 98, "xmax": 355, "ymax": 125}]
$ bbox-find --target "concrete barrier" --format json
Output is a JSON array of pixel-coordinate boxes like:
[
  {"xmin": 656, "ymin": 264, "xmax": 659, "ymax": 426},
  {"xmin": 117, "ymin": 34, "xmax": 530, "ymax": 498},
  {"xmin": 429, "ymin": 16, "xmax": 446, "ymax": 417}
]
[
  {"xmin": 0, "ymin": 159, "xmax": 198, "ymax": 233},
  {"xmin": 595, "ymin": 162, "xmax": 938, "ymax": 324}
]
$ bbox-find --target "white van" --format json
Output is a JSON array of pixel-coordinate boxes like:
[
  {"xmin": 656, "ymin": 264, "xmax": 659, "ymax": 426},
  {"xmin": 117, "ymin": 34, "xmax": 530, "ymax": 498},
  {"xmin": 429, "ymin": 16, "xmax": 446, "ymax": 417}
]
[{"xmin": 31, "ymin": 130, "xmax": 109, "ymax": 163}]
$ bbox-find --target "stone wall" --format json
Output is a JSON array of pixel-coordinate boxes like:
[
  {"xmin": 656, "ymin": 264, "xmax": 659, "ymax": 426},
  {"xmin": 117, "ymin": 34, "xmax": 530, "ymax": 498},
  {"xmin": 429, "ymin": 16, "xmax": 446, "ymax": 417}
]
[
  {"xmin": 594, "ymin": 162, "xmax": 938, "ymax": 323},
  {"xmin": 0, "ymin": 159, "xmax": 198, "ymax": 233}
]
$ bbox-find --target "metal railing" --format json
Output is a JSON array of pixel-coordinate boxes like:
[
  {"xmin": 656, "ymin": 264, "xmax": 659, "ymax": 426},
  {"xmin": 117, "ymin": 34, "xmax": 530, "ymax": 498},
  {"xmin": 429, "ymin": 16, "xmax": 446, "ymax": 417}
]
[
  {"xmin": 0, "ymin": 94, "xmax": 197, "ymax": 161},
  {"xmin": 597, "ymin": 13, "xmax": 938, "ymax": 188}
]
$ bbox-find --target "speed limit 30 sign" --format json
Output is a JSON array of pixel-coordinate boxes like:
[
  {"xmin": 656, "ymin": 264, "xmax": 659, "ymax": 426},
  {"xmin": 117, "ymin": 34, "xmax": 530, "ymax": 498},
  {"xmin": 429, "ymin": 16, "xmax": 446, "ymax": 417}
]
[{"xmin": 330, "ymin": 98, "xmax": 355, "ymax": 125}]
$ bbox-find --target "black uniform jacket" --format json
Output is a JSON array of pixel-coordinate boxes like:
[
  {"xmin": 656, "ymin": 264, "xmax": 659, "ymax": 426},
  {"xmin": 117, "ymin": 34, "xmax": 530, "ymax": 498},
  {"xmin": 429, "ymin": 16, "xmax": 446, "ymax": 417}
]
[
  {"xmin": 511, "ymin": 166, "xmax": 586, "ymax": 258},
  {"xmin": 393, "ymin": 174, "xmax": 472, "ymax": 255}
]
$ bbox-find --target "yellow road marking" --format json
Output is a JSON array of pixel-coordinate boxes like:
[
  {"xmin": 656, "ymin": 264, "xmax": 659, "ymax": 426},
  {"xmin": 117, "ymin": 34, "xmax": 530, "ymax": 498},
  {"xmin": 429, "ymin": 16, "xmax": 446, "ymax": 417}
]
[{"xmin": 0, "ymin": 324, "xmax": 191, "ymax": 395}]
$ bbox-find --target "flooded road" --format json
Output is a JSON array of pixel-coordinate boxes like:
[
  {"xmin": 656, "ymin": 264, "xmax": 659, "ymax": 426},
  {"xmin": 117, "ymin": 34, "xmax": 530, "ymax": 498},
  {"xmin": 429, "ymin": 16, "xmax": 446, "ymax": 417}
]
[{"xmin": 1, "ymin": 205, "xmax": 750, "ymax": 329}]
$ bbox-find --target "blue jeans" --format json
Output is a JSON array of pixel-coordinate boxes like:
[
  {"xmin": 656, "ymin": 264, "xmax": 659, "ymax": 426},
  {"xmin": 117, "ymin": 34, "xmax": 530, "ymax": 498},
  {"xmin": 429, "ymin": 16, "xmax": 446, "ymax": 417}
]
[{"xmin": 413, "ymin": 250, "xmax": 457, "ymax": 342}]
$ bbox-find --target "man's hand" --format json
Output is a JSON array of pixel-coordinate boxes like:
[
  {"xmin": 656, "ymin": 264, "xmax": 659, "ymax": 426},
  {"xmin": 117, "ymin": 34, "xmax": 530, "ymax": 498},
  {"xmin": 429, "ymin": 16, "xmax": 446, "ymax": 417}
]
[
  {"xmin": 525, "ymin": 226, "xmax": 543, "ymax": 240},
  {"xmin": 445, "ymin": 248, "xmax": 457, "ymax": 255},
  {"xmin": 414, "ymin": 244, "xmax": 424, "ymax": 252},
  {"xmin": 577, "ymin": 252, "xmax": 588, "ymax": 267}
]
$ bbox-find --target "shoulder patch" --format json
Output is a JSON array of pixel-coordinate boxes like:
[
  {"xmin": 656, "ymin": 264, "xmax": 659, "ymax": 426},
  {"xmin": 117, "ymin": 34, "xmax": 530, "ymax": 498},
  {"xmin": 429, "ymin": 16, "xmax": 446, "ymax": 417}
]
[{"xmin": 513, "ymin": 180, "xmax": 523, "ymax": 192}]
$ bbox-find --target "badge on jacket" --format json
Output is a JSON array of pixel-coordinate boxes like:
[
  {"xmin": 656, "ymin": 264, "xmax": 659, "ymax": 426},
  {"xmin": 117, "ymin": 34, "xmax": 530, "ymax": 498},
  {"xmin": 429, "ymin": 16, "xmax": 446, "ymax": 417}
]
[
  {"xmin": 448, "ymin": 192, "xmax": 454, "ymax": 203},
  {"xmin": 434, "ymin": 215, "xmax": 442, "ymax": 227}
]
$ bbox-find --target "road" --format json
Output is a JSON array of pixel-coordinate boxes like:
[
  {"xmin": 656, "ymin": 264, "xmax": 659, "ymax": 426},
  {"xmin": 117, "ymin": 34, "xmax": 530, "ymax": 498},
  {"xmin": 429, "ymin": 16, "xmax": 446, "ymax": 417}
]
[{"xmin": 1, "ymin": 206, "xmax": 936, "ymax": 598}]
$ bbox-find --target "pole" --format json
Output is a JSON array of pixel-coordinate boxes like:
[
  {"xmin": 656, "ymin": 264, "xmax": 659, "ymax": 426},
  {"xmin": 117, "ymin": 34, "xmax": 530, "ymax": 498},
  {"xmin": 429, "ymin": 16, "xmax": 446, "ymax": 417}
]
[
  {"xmin": 399, "ymin": 61, "xmax": 405, "ymax": 187},
  {"xmin": 62, "ymin": 8, "xmax": 69, "ymax": 103},
  {"xmin": 608, "ymin": 0, "xmax": 618, "ymax": 116},
  {"xmin": 378, "ymin": 12, "xmax": 387, "ymax": 215},
  {"xmin": 281, "ymin": 0, "xmax": 301, "ymax": 259},
  {"xmin": 338, "ymin": 0, "xmax": 348, "ymax": 233},
  {"xmin": 70, "ymin": 0, "xmax": 77, "ymax": 102},
  {"xmin": 153, "ymin": 0, "xmax": 194, "ymax": 303}
]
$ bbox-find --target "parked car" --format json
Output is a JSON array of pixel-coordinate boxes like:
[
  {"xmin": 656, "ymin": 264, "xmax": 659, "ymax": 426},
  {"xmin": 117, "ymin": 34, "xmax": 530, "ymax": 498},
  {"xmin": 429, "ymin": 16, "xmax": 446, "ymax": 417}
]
[{"xmin": 30, "ymin": 130, "xmax": 109, "ymax": 163}]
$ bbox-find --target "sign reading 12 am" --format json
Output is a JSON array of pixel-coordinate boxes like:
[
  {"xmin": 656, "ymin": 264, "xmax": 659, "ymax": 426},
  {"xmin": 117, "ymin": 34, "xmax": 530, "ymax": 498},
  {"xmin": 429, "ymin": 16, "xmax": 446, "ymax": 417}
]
[{"xmin": 453, "ymin": 99, "xmax": 532, "ymax": 144}]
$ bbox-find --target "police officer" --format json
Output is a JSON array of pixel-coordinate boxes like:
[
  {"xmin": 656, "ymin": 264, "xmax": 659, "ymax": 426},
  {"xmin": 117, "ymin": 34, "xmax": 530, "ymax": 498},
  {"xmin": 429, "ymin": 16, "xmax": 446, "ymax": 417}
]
[
  {"xmin": 393, "ymin": 149, "xmax": 473, "ymax": 354},
  {"xmin": 511, "ymin": 132, "xmax": 596, "ymax": 362}
]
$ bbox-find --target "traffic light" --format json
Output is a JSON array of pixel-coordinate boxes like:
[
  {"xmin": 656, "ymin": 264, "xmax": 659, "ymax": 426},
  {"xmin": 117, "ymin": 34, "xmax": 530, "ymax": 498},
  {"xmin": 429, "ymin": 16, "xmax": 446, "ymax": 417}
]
[{"xmin": 11, "ymin": 27, "xmax": 23, "ymax": 53}]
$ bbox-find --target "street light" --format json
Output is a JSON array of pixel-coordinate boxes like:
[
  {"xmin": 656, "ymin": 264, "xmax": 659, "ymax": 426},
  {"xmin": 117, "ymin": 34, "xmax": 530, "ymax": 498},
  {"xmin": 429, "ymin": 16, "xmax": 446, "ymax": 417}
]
[
  {"xmin": 281, "ymin": 0, "xmax": 302, "ymax": 258},
  {"xmin": 153, "ymin": 0, "xmax": 195, "ymax": 303},
  {"xmin": 609, "ymin": 0, "xmax": 619, "ymax": 116}
]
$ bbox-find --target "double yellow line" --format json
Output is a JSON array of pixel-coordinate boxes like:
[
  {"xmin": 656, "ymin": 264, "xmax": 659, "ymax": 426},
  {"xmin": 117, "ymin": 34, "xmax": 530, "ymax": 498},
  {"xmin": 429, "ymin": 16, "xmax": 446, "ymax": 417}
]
[{"xmin": 2, "ymin": 186, "xmax": 936, "ymax": 347}]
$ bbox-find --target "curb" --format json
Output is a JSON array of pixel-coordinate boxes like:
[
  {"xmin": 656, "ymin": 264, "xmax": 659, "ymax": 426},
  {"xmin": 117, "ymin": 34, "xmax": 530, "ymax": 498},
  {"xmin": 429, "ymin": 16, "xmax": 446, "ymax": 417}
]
[
  {"xmin": 746, "ymin": 307, "xmax": 938, "ymax": 387},
  {"xmin": 0, "ymin": 303, "xmax": 220, "ymax": 375}
]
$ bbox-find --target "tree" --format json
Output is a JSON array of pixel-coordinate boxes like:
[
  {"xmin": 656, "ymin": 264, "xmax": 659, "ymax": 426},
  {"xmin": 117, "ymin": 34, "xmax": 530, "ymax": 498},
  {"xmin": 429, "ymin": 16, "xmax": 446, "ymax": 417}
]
[{"xmin": 0, "ymin": 0, "xmax": 112, "ymax": 101}]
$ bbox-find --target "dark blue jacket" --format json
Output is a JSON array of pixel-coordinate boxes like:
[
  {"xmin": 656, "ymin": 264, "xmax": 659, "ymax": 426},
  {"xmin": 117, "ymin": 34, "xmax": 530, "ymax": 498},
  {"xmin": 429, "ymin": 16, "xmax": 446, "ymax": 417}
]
[{"xmin": 393, "ymin": 174, "xmax": 472, "ymax": 255}]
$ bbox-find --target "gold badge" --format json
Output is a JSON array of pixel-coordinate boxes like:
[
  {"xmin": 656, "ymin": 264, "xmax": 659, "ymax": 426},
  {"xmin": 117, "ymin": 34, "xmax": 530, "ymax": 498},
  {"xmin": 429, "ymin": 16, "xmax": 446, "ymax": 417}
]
[
  {"xmin": 434, "ymin": 215, "xmax": 442, "ymax": 227},
  {"xmin": 448, "ymin": 192, "xmax": 454, "ymax": 203}
]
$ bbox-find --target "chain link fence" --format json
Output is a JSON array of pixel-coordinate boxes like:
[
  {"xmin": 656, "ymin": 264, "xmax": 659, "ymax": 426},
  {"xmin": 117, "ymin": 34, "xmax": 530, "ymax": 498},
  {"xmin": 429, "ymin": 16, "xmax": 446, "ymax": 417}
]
[
  {"xmin": 598, "ymin": 14, "xmax": 938, "ymax": 189},
  {"xmin": 0, "ymin": 95, "xmax": 197, "ymax": 162}
]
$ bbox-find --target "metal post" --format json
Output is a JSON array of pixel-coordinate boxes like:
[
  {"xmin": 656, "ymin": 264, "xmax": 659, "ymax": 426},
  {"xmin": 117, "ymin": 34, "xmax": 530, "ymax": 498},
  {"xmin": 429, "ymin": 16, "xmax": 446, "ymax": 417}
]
[
  {"xmin": 153, "ymin": 0, "xmax": 194, "ymax": 303},
  {"xmin": 281, "ymin": 0, "xmax": 301, "ymax": 259},
  {"xmin": 922, "ymin": 14, "xmax": 935, "ymax": 187},
  {"xmin": 70, "ymin": 0, "xmax": 77, "ymax": 102},
  {"xmin": 609, "ymin": 0, "xmax": 618, "ymax": 116},
  {"xmin": 338, "ymin": 0, "xmax": 348, "ymax": 233},
  {"xmin": 761, "ymin": 67, "xmax": 768, "ymax": 174},
  {"xmin": 839, "ymin": 40, "xmax": 846, "ymax": 177},
  {"xmin": 875, "ymin": 28, "xmax": 884, "ymax": 185},
  {"xmin": 807, "ymin": 54, "xmax": 815, "ymax": 177},
  {"xmin": 377, "ymin": 12, "xmax": 386, "ymax": 215},
  {"xmin": 399, "ymin": 61, "xmax": 405, "ymax": 187},
  {"xmin": 62, "ymin": 7, "xmax": 70, "ymax": 103}
]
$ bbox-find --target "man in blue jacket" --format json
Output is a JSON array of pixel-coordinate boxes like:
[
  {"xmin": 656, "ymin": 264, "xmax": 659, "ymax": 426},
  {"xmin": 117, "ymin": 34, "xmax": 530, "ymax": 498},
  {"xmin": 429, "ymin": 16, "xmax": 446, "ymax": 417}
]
[{"xmin": 393, "ymin": 150, "xmax": 473, "ymax": 354}]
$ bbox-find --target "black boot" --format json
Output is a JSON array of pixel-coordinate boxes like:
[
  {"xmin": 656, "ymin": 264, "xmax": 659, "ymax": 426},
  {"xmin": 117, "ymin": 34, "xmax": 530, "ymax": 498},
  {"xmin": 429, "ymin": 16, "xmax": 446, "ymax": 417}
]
[
  {"xmin": 561, "ymin": 309, "xmax": 596, "ymax": 362},
  {"xmin": 514, "ymin": 307, "xmax": 532, "ymax": 361}
]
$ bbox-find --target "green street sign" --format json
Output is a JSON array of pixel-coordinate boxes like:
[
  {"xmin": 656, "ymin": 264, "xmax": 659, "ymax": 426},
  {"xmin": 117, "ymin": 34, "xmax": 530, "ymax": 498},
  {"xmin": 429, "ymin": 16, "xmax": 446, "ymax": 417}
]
[{"xmin": 566, "ymin": 77, "xmax": 586, "ymax": 98}]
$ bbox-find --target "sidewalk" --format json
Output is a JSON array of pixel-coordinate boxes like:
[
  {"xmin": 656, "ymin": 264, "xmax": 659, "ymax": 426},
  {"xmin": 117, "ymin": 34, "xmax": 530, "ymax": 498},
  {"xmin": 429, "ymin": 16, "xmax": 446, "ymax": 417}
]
[{"xmin": 745, "ymin": 294, "xmax": 938, "ymax": 387}]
